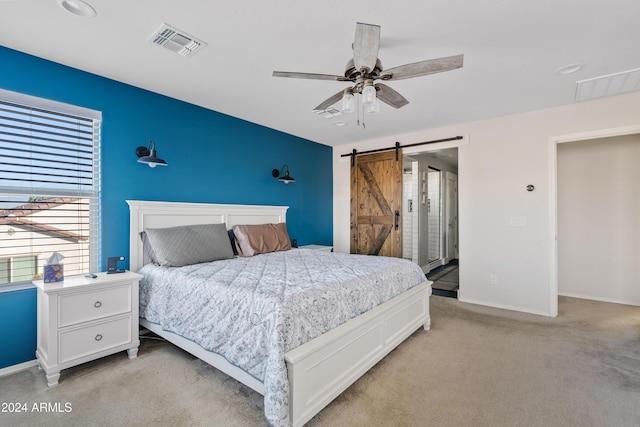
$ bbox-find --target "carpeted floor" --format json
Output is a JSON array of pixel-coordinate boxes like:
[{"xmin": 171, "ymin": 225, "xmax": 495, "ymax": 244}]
[{"xmin": 1, "ymin": 296, "xmax": 639, "ymax": 427}]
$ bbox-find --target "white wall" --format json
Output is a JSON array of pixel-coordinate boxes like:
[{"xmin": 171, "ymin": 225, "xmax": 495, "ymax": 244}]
[
  {"xmin": 333, "ymin": 91, "xmax": 640, "ymax": 316},
  {"xmin": 557, "ymin": 134, "xmax": 640, "ymax": 305}
]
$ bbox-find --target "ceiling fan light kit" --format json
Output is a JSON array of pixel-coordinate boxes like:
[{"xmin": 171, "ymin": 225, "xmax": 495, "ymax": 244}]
[
  {"xmin": 341, "ymin": 89, "xmax": 355, "ymax": 113},
  {"xmin": 365, "ymin": 99, "xmax": 380, "ymax": 115},
  {"xmin": 362, "ymin": 80, "xmax": 380, "ymax": 115},
  {"xmin": 273, "ymin": 22, "xmax": 463, "ymax": 128}
]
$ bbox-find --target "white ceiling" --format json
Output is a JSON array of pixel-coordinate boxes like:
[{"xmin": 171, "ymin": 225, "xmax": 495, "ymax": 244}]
[{"xmin": 1, "ymin": 0, "xmax": 639, "ymax": 147}]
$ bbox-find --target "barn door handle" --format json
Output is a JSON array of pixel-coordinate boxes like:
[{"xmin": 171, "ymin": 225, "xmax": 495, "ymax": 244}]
[{"xmin": 394, "ymin": 210, "xmax": 400, "ymax": 230}]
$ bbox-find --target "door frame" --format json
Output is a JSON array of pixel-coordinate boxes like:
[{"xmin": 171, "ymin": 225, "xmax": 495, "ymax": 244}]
[
  {"xmin": 426, "ymin": 166, "xmax": 443, "ymax": 268},
  {"xmin": 548, "ymin": 124, "xmax": 640, "ymax": 317},
  {"xmin": 443, "ymin": 170, "xmax": 458, "ymax": 263},
  {"xmin": 422, "ymin": 168, "xmax": 458, "ymax": 270}
]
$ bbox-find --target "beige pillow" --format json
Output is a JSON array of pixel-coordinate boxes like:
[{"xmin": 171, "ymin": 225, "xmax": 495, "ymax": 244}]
[{"xmin": 232, "ymin": 223, "xmax": 291, "ymax": 256}]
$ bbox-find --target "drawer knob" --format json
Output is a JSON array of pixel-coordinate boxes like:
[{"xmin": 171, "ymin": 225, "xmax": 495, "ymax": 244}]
[
  {"xmin": 94, "ymin": 301, "xmax": 102, "ymax": 308},
  {"xmin": 95, "ymin": 334, "xmax": 103, "ymax": 341}
]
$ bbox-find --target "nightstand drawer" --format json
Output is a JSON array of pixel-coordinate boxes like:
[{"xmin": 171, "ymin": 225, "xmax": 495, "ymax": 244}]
[
  {"xmin": 59, "ymin": 285, "xmax": 131, "ymax": 327},
  {"xmin": 59, "ymin": 316, "xmax": 132, "ymax": 364}
]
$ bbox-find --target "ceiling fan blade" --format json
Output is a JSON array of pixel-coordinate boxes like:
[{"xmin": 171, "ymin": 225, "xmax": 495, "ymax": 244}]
[
  {"xmin": 313, "ymin": 90, "xmax": 345, "ymax": 111},
  {"xmin": 381, "ymin": 54, "xmax": 464, "ymax": 81},
  {"xmin": 353, "ymin": 22, "xmax": 380, "ymax": 73},
  {"xmin": 375, "ymin": 83, "xmax": 409, "ymax": 109},
  {"xmin": 273, "ymin": 71, "xmax": 348, "ymax": 81},
  {"xmin": 273, "ymin": 71, "xmax": 349, "ymax": 82}
]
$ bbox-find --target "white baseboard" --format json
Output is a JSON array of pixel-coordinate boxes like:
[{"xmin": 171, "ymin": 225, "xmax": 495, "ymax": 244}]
[
  {"xmin": 558, "ymin": 292, "xmax": 640, "ymax": 307},
  {"xmin": 0, "ymin": 359, "xmax": 38, "ymax": 377},
  {"xmin": 457, "ymin": 296, "xmax": 555, "ymax": 317}
]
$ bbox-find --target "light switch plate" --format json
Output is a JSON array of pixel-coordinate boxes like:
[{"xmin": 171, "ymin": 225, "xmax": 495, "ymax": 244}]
[{"xmin": 510, "ymin": 216, "xmax": 527, "ymax": 227}]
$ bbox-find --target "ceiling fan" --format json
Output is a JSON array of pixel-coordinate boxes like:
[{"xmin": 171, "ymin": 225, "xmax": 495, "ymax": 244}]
[{"xmin": 273, "ymin": 22, "xmax": 464, "ymax": 113}]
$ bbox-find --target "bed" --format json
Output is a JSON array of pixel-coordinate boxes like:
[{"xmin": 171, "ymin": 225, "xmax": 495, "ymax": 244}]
[{"xmin": 127, "ymin": 200, "xmax": 431, "ymax": 427}]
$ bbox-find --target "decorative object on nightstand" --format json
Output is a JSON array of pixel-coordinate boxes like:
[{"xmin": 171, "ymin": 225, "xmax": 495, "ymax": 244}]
[
  {"xmin": 299, "ymin": 244, "xmax": 333, "ymax": 252},
  {"xmin": 106, "ymin": 255, "xmax": 126, "ymax": 274},
  {"xmin": 43, "ymin": 252, "xmax": 65, "ymax": 283},
  {"xmin": 34, "ymin": 271, "xmax": 143, "ymax": 387}
]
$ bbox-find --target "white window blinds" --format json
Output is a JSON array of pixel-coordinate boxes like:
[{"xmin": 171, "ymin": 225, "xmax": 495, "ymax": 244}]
[{"xmin": 0, "ymin": 89, "xmax": 101, "ymax": 287}]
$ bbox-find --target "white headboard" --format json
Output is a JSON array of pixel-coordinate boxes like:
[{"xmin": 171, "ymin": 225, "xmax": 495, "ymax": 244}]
[{"xmin": 126, "ymin": 200, "xmax": 289, "ymax": 272}]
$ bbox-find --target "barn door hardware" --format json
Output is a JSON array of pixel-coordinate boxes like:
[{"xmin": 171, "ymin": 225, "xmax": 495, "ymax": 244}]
[{"xmin": 343, "ymin": 136, "xmax": 463, "ymax": 167}]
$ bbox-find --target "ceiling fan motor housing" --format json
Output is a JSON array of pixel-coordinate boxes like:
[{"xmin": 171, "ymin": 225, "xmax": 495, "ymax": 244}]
[{"xmin": 344, "ymin": 58, "xmax": 383, "ymax": 81}]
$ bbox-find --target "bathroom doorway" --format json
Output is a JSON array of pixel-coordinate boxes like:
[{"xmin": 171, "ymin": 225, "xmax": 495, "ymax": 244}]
[{"xmin": 403, "ymin": 148, "xmax": 459, "ymax": 296}]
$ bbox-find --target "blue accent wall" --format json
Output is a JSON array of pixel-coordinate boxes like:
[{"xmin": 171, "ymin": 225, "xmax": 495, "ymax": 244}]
[
  {"xmin": 0, "ymin": 288, "xmax": 36, "ymax": 369},
  {"xmin": 0, "ymin": 46, "xmax": 333, "ymax": 369}
]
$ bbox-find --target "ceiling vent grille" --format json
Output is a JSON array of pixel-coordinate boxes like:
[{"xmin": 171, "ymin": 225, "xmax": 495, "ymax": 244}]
[
  {"xmin": 149, "ymin": 24, "xmax": 206, "ymax": 57},
  {"xmin": 314, "ymin": 107, "xmax": 343, "ymax": 118},
  {"xmin": 575, "ymin": 68, "xmax": 640, "ymax": 102}
]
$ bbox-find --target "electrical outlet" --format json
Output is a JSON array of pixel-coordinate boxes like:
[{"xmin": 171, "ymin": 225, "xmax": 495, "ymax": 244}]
[{"xmin": 490, "ymin": 274, "xmax": 498, "ymax": 285}]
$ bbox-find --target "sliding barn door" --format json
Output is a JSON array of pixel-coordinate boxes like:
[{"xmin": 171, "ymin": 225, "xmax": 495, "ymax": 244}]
[{"xmin": 350, "ymin": 150, "xmax": 403, "ymax": 257}]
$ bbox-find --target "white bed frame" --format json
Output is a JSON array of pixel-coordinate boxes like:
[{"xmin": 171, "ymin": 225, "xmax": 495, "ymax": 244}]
[{"xmin": 127, "ymin": 200, "xmax": 431, "ymax": 427}]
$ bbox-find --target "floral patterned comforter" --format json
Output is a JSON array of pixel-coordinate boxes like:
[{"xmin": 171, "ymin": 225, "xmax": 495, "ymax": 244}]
[{"xmin": 138, "ymin": 248, "xmax": 426, "ymax": 426}]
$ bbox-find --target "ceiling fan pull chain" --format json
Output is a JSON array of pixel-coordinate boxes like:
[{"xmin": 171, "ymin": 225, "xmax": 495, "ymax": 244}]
[
  {"xmin": 361, "ymin": 92, "xmax": 368, "ymax": 129},
  {"xmin": 357, "ymin": 92, "xmax": 362, "ymax": 128}
]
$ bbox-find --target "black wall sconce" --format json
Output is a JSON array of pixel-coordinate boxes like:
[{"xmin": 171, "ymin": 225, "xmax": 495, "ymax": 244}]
[
  {"xmin": 272, "ymin": 165, "xmax": 295, "ymax": 184},
  {"xmin": 136, "ymin": 141, "xmax": 168, "ymax": 168}
]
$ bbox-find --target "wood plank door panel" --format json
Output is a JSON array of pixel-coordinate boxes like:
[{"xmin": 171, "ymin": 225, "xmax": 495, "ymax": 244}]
[{"xmin": 350, "ymin": 150, "xmax": 402, "ymax": 257}]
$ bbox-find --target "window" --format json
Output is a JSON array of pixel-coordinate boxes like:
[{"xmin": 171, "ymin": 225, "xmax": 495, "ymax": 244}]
[
  {"xmin": 0, "ymin": 255, "xmax": 37, "ymax": 283},
  {"xmin": 0, "ymin": 89, "xmax": 101, "ymax": 288}
]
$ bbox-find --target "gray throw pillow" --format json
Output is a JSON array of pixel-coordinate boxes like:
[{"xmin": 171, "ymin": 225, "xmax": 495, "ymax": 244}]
[
  {"xmin": 139, "ymin": 231, "xmax": 159, "ymax": 264},
  {"xmin": 143, "ymin": 223, "xmax": 235, "ymax": 267}
]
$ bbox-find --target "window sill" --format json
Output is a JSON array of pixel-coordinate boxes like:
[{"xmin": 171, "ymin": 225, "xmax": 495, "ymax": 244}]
[{"xmin": 0, "ymin": 282, "xmax": 36, "ymax": 294}]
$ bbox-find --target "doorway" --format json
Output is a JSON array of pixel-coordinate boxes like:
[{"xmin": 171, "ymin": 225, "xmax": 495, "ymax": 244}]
[
  {"xmin": 403, "ymin": 148, "xmax": 459, "ymax": 296},
  {"xmin": 557, "ymin": 133, "xmax": 640, "ymax": 305},
  {"xmin": 549, "ymin": 124, "xmax": 640, "ymax": 316}
]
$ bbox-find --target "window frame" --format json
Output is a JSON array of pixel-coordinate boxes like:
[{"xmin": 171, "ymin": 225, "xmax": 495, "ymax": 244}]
[{"xmin": 0, "ymin": 88, "xmax": 101, "ymax": 291}]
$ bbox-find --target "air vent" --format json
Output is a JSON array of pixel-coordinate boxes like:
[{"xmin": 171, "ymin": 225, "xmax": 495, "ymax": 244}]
[
  {"xmin": 149, "ymin": 24, "xmax": 206, "ymax": 57},
  {"xmin": 575, "ymin": 68, "xmax": 640, "ymax": 102},
  {"xmin": 314, "ymin": 107, "xmax": 342, "ymax": 118}
]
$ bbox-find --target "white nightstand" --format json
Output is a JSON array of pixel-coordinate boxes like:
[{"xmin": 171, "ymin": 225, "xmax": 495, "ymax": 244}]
[
  {"xmin": 299, "ymin": 244, "xmax": 333, "ymax": 252},
  {"xmin": 34, "ymin": 271, "xmax": 143, "ymax": 387}
]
